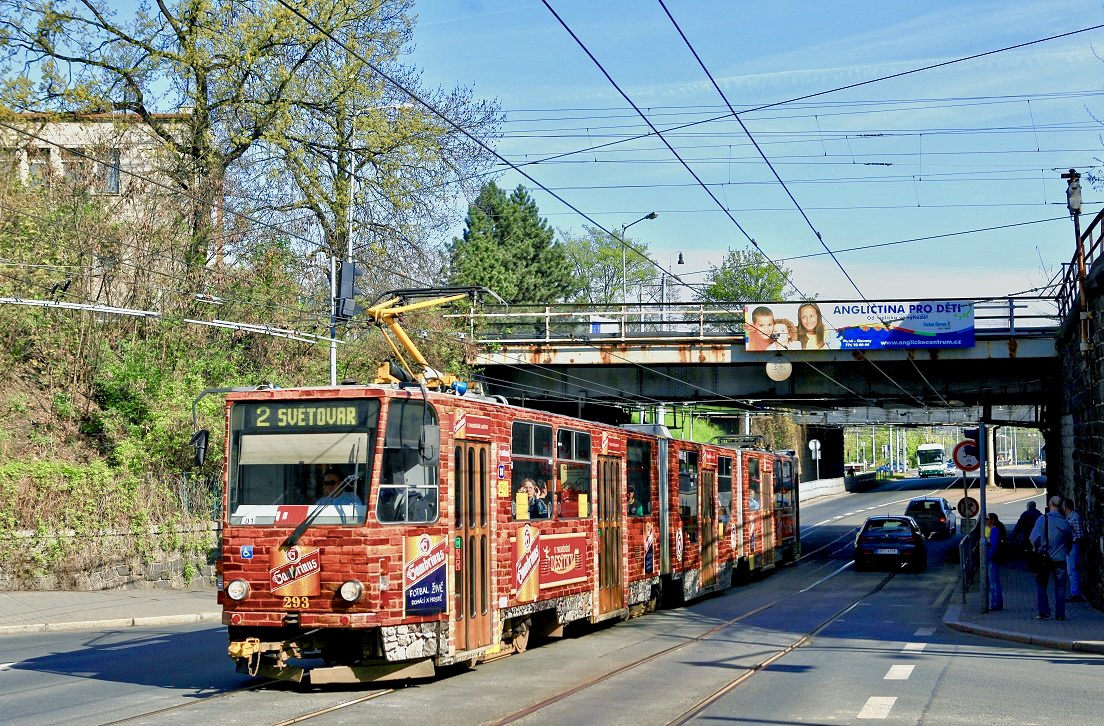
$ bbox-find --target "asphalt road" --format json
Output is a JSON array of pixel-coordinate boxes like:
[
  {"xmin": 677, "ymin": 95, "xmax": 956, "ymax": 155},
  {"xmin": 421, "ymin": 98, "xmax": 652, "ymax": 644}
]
[{"xmin": 3, "ymin": 474, "xmax": 1094, "ymax": 726}]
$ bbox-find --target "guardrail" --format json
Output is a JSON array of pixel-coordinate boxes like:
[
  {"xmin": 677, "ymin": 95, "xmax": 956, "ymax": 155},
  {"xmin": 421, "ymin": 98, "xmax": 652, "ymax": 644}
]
[
  {"xmin": 446, "ymin": 296, "xmax": 1059, "ymax": 344},
  {"xmin": 958, "ymin": 519, "xmax": 981, "ymax": 603},
  {"xmin": 844, "ymin": 470, "xmax": 889, "ymax": 493}
]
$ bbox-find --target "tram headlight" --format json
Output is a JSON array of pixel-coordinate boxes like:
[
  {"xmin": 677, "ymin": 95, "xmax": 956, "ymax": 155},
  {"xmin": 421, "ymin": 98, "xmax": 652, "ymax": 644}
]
[
  {"xmin": 338, "ymin": 579, "xmax": 364, "ymax": 603},
  {"xmin": 226, "ymin": 579, "xmax": 251, "ymax": 601}
]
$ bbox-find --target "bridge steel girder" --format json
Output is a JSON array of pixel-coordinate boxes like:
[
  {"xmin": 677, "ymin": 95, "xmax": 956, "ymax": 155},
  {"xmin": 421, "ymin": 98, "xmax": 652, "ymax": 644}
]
[{"xmin": 474, "ymin": 336, "xmax": 1059, "ymax": 411}]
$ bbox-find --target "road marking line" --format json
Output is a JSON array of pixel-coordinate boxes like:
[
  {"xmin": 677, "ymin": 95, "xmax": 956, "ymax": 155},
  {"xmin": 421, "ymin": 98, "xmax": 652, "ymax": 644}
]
[
  {"xmin": 844, "ymin": 511, "xmax": 856, "ymax": 516},
  {"xmin": 858, "ymin": 696, "xmax": 897, "ymax": 719},
  {"xmin": 884, "ymin": 665, "xmax": 914, "ymax": 680},
  {"xmin": 816, "ymin": 519, "xmax": 832, "ymax": 526},
  {"xmin": 902, "ymin": 642, "xmax": 926, "ymax": 652},
  {"xmin": 914, "ymin": 627, "xmax": 935, "ymax": 636}
]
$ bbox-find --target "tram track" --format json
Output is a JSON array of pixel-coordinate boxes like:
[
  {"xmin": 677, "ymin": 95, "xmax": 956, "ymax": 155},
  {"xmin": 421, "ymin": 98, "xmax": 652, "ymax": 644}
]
[
  {"xmin": 100, "ymin": 679, "xmax": 282, "ymax": 725},
  {"xmin": 665, "ymin": 569, "xmax": 899, "ymax": 725},
  {"xmin": 108, "ymin": 488, "xmax": 956, "ymax": 726},
  {"xmin": 487, "ymin": 560, "xmax": 895, "ymax": 726}
]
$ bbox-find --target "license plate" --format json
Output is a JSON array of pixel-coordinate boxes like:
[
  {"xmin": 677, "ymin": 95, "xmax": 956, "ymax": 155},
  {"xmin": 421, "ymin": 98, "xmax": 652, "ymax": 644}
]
[{"xmin": 875, "ymin": 548, "xmax": 899, "ymax": 555}]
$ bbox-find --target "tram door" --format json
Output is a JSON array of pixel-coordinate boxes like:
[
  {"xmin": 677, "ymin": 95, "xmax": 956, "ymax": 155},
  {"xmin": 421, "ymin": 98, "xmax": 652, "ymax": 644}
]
[
  {"xmin": 700, "ymin": 469, "xmax": 717, "ymax": 587},
  {"xmin": 761, "ymin": 458, "xmax": 776, "ymax": 566},
  {"xmin": 453, "ymin": 442, "xmax": 492, "ymax": 651},
  {"xmin": 597, "ymin": 456, "xmax": 623, "ymax": 614}
]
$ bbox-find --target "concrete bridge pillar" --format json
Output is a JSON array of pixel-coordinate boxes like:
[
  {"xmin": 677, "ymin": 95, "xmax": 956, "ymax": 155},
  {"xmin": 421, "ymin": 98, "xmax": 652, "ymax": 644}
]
[{"xmin": 986, "ymin": 425, "xmax": 998, "ymax": 488}]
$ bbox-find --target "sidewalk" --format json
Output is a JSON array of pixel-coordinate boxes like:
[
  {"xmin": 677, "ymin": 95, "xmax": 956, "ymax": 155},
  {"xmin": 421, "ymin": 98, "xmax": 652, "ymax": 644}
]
[
  {"xmin": 943, "ymin": 558, "xmax": 1104, "ymax": 653},
  {"xmin": 0, "ymin": 588, "xmax": 220, "ymax": 636}
]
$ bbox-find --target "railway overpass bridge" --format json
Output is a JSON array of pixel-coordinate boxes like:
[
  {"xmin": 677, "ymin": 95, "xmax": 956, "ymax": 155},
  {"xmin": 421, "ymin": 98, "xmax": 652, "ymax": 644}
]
[{"xmin": 453, "ymin": 295, "xmax": 1060, "ymax": 427}]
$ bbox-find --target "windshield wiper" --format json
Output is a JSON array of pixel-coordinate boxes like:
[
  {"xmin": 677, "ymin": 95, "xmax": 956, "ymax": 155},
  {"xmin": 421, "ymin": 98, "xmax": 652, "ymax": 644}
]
[{"xmin": 283, "ymin": 470, "xmax": 360, "ymax": 548}]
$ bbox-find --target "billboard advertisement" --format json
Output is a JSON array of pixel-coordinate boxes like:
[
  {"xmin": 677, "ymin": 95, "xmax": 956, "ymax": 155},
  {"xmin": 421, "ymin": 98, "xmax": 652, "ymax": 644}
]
[{"xmin": 743, "ymin": 301, "xmax": 974, "ymax": 351}]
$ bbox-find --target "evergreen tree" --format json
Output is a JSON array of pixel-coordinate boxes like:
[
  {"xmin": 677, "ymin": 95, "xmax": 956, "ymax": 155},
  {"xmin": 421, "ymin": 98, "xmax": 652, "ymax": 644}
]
[{"xmin": 449, "ymin": 182, "xmax": 579, "ymax": 304}]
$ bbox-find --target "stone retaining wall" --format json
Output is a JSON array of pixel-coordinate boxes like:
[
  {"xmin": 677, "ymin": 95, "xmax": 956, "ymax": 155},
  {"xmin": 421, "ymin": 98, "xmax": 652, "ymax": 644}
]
[
  {"xmin": 0, "ymin": 523, "xmax": 218, "ymax": 591},
  {"xmin": 1053, "ymin": 252, "xmax": 1104, "ymax": 610}
]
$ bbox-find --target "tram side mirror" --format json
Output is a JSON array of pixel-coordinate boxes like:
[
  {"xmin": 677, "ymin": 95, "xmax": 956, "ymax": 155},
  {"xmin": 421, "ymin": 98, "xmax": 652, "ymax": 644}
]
[
  {"xmin": 419, "ymin": 425, "xmax": 440, "ymax": 464},
  {"xmin": 190, "ymin": 429, "xmax": 209, "ymax": 467}
]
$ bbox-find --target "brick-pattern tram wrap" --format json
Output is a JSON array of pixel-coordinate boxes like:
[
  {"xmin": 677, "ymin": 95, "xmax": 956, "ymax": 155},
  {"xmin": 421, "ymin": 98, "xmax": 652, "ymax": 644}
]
[{"xmin": 213, "ymin": 384, "xmax": 798, "ymax": 683}]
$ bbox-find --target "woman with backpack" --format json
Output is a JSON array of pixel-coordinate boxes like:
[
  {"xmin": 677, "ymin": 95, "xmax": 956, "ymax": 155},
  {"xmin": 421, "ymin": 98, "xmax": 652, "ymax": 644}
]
[{"xmin": 986, "ymin": 512, "xmax": 1008, "ymax": 611}]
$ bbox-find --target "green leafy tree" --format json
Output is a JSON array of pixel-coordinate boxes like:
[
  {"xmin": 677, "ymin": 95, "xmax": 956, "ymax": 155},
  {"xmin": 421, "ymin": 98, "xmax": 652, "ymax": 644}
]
[
  {"xmin": 0, "ymin": 0, "xmax": 498, "ymax": 289},
  {"xmin": 698, "ymin": 246, "xmax": 792, "ymax": 302},
  {"xmin": 560, "ymin": 224, "xmax": 658, "ymax": 305},
  {"xmin": 448, "ymin": 182, "xmax": 579, "ymax": 304}
]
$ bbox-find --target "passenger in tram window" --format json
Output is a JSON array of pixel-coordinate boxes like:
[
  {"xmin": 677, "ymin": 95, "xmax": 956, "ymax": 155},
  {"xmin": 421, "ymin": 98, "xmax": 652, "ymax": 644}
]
[
  {"xmin": 767, "ymin": 319, "xmax": 799, "ymax": 350},
  {"xmin": 529, "ymin": 480, "xmax": 549, "ymax": 519},
  {"xmin": 627, "ymin": 487, "xmax": 644, "ymax": 516},
  {"xmin": 515, "ymin": 478, "xmax": 549, "ymax": 519},
  {"xmin": 745, "ymin": 306, "xmax": 775, "ymax": 351}
]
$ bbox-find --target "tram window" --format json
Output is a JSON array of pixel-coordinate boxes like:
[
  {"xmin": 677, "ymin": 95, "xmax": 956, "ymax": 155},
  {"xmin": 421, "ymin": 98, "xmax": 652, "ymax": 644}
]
[
  {"xmin": 377, "ymin": 400, "xmax": 439, "ymax": 524},
  {"xmin": 512, "ymin": 421, "xmax": 553, "ymax": 458},
  {"xmin": 748, "ymin": 458, "xmax": 762, "ymax": 511},
  {"xmin": 557, "ymin": 429, "xmax": 592, "ymax": 519},
  {"xmin": 627, "ymin": 440, "xmax": 652, "ymax": 516},
  {"xmin": 777, "ymin": 459, "xmax": 794, "ymax": 507},
  {"xmin": 774, "ymin": 460, "xmax": 786, "ymax": 508},
  {"xmin": 228, "ymin": 429, "xmax": 373, "ymax": 526},
  {"xmin": 453, "ymin": 446, "xmax": 463, "ymax": 528},
  {"xmin": 718, "ymin": 456, "xmax": 733, "ymax": 525},
  {"xmin": 512, "ymin": 459, "xmax": 553, "ymax": 521},
  {"xmin": 678, "ymin": 450, "xmax": 698, "ymax": 517}
]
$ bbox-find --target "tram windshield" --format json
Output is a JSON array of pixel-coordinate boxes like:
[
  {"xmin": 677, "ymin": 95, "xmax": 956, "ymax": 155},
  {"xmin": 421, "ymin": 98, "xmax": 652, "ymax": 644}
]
[{"xmin": 227, "ymin": 400, "xmax": 378, "ymax": 526}]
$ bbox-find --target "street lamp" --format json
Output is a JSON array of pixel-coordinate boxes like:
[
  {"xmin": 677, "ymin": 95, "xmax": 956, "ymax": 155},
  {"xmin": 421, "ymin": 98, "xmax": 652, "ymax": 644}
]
[
  {"xmin": 619, "ymin": 212, "xmax": 658, "ymax": 301},
  {"xmin": 660, "ymin": 250, "xmax": 684, "ymax": 324}
]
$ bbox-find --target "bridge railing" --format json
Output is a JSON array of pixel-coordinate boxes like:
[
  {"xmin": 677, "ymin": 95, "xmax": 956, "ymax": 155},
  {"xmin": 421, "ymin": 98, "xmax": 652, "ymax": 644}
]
[
  {"xmin": 1057, "ymin": 207, "xmax": 1104, "ymax": 321},
  {"xmin": 447, "ymin": 297, "xmax": 1059, "ymax": 344}
]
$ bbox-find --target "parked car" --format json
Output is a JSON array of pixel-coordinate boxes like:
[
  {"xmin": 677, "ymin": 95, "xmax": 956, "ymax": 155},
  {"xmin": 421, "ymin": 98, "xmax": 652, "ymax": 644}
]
[
  {"xmin": 904, "ymin": 497, "xmax": 957, "ymax": 538},
  {"xmin": 945, "ymin": 459, "xmax": 956, "ymax": 471},
  {"xmin": 854, "ymin": 516, "xmax": 927, "ymax": 572}
]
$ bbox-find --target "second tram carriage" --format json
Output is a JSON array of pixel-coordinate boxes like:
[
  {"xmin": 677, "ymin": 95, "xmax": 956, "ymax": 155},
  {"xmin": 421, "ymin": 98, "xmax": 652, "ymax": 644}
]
[{"xmin": 210, "ymin": 383, "xmax": 800, "ymax": 683}]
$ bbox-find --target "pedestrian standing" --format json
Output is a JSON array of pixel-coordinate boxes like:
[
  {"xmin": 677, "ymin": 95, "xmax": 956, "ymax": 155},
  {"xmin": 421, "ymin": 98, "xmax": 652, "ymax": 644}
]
[
  {"xmin": 1063, "ymin": 497, "xmax": 1086, "ymax": 602},
  {"xmin": 1029, "ymin": 496, "xmax": 1074, "ymax": 621},
  {"xmin": 985, "ymin": 512, "xmax": 1006, "ymax": 611},
  {"xmin": 1010, "ymin": 501, "xmax": 1042, "ymax": 557}
]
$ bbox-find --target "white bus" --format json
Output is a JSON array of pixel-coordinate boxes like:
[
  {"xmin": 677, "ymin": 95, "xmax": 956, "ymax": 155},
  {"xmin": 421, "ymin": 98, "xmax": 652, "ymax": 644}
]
[{"xmin": 916, "ymin": 443, "xmax": 945, "ymax": 478}]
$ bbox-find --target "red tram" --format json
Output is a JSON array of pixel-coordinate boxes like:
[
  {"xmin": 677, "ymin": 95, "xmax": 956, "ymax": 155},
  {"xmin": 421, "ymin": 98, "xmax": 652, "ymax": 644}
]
[{"xmin": 210, "ymin": 384, "xmax": 799, "ymax": 684}]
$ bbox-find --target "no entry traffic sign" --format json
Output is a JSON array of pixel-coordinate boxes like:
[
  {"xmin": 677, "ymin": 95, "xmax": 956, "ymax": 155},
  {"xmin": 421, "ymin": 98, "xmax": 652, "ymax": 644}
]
[{"xmin": 952, "ymin": 439, "xmax": 980, "ymax": 472}]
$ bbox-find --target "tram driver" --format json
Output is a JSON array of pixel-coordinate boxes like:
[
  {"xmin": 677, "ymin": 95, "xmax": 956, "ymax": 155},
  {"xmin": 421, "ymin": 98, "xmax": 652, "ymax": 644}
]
[{"xmin": 317, "ymin": 467, "xmax": 363, "ymax": 506}]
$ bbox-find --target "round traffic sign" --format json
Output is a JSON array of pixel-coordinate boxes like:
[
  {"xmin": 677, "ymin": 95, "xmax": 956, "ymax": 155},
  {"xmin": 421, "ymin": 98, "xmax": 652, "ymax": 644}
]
[
  {"xmin": 957, "ymin": 496, "xmax": 979, "ymax": 518},
  {"xmin": 808, "ymin": 439, "xmax": 821, "ymax": 452},
  {"xmin": 952, "ymin": 439, "xmax": 980, "ymax": 472}
]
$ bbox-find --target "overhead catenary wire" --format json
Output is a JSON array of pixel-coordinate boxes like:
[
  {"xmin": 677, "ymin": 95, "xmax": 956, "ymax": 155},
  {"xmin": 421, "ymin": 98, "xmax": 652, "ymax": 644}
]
[
  {"xmin": 497, "ymin": 22, "xmax": 1104, "ymax": 169},
  {"xmin": 543, "ymin": 1, "xmax": 926, "ymax": 408}
]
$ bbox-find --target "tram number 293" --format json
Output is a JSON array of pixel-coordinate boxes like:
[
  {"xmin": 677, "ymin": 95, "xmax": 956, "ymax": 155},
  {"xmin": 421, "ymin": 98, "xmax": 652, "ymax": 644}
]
[{"xmin": 282, "ymin": 596, "xmax": 310, "ymax": 609}]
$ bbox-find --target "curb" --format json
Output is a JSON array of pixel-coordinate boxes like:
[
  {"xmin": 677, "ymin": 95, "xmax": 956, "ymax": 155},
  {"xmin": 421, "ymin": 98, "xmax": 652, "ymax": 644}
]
[
  {"xmin": 0, "ymin": 612, "xmax": 222, "ymax": 638},
  {"xmin": 943, "ymin": 604, "xmax": 1104, "ymax": 654}
]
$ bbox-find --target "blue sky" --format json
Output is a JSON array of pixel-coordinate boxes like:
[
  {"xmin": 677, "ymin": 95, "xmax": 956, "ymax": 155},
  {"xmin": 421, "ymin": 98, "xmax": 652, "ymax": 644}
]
[{"xmin": 407, "ymin": 0, "xmax": 1104, "ymax": 302}]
